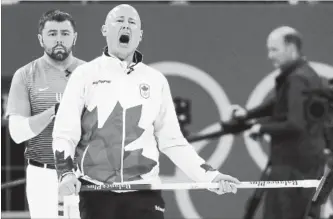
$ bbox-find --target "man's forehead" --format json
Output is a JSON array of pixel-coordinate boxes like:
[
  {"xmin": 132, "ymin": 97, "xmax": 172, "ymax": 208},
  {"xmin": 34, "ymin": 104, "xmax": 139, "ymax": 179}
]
[
  {"xmin": 43, "ymin": 20, "xmax": 73, "ymax": 31},
  {"xmin": 267, "ymin": 34, "xmax": 283, "ymax": 43},
  {"xmin": 266, "ymin": 35, "xmax": 285, "ymax": 49},
  {"xmin": 106, "ymin": 5, "xmax": 140, "ymax": 21}
]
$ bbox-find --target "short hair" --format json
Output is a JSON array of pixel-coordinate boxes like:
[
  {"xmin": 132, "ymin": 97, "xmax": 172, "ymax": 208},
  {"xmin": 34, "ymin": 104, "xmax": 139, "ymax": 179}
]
[
  {"xmin": 38, "ymin": 9, "xmax": 76, "ymax": 34},
  {"xmin": 283, "ymin": 32, "xmax": 303, "ymax": 52}
]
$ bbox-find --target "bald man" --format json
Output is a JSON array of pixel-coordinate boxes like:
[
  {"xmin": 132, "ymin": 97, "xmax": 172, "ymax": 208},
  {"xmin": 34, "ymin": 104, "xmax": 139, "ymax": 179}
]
[
  {"xmin": 52, "ymin": 4, "xmax": 240, "ymax": 219},
  {"xmin": 233, "ymin": 26, "xmax": 326, "ymax": 219}
]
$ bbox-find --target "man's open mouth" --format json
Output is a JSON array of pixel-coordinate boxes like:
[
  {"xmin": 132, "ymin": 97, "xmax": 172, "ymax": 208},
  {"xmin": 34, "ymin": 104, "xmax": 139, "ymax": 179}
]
[{"xmin": 119, "ymin": 34, "xmax": 130, "ymax": 44}]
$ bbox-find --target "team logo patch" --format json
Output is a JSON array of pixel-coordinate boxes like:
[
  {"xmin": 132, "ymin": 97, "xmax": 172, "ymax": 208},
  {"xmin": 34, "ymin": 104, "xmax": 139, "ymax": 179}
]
[
  {"xmin": 139, "ymin": 83, "xmax": 150, "ymax": 99},
  {"xmin": 92, "ymin": 80, "xmax": 111, "ymax": 85}
]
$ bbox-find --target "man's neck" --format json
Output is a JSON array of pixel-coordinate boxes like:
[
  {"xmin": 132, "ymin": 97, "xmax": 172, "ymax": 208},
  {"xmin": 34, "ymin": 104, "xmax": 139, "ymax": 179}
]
[
  {"xmin": 43, "ymin": 52, "xmax": 74, "ymax": 71},
  {"xmin": 280, "ymin": 56, "xmax": 304, "ymax": 72}
]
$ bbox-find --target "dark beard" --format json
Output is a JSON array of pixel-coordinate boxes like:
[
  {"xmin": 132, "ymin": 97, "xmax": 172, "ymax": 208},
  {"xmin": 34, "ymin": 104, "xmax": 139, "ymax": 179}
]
[
  {"xmin": 45, "ymin": 44, "xmax": 72, "ymax": 61},
  {"xmin": 47, "ymin": 51, "xmax": 69, "ymax": 61}
]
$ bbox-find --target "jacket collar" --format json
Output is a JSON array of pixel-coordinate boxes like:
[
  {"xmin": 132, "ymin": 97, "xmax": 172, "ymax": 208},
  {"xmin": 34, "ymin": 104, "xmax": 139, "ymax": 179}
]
[
  {"xmin": 103, "ymin": 46, "xmax": 143, "ymax": 64},
  {"xmin": 276, "ymin": 57, "xmax": 307, "ymax": 84}
]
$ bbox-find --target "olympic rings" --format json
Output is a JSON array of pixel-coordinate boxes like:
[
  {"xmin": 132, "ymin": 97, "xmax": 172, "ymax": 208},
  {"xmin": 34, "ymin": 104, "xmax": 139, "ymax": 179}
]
[{"xmin": 149, "ymin": 61, "xmax": 333, "ymax": 218}]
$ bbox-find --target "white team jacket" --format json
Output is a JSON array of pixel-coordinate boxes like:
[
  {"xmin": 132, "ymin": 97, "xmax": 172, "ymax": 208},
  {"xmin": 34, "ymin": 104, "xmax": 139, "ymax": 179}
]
[{"xmin": 52, "ymin": 50, "xmax": 219, "ymax": 185}]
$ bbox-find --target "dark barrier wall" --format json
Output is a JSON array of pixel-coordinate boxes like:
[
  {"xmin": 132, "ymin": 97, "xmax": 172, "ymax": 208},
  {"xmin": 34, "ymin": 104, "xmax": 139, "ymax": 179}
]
[{"xmin": 2, "ymin": 2, "xmax": 333, "ymax": 219}]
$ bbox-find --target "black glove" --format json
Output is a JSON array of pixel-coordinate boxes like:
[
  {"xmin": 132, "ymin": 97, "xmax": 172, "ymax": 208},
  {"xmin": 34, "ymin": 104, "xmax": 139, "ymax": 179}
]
[
  {"xmin": 221, "ymin": 119, "xmax": 253, "ymax": 135},
  {"xmin": 55, "ymin": 103, "xmax": 60, "ymax": 115}
]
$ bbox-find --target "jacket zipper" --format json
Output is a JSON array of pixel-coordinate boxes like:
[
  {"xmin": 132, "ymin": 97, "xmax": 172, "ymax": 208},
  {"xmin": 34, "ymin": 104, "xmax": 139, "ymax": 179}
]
[
  {"xmin": 121, "ymin": 109, "xmax": 126, "ymax": 183},
  {"xmin": 121, "ymin": 66, "xmax": 130, "ymax": 183},
  {"xmin": 81, "ymin": 145, "xmax": 90, "ymax": 175}
]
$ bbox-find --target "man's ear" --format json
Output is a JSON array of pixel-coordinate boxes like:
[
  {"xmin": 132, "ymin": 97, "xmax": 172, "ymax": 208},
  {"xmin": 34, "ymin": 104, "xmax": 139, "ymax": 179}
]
[
  {"xmin": 139, "ymin": 30, "xmax": 143, "ymax": 42},
  {"xmin": 73, "ymin": 32, "xmax": 78, "ymax": 45},
  {"xmin": 101, "ymin": 25, "xmax": 107, "ymax": 37},
  {"xmin": 37, "ymin": 34, "xmax": 44, "ymax": 48},
  {"xmin": 288, "ymin": 44, "xmax": 298, "ymax": 59}
]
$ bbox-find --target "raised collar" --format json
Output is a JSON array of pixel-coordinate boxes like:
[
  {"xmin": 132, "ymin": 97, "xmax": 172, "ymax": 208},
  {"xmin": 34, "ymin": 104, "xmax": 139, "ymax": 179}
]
[
  {"xmin": 276, "ymin": 57, "xmax": 307, "ymax": 83},
  {"xmin": 103, "ymin": 46, "xmax": 143, "ymax": 64}
]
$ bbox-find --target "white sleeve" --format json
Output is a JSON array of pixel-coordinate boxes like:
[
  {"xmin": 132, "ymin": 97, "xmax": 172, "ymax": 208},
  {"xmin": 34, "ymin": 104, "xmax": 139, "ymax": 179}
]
[
  {"xmin": 7, "ymin": 68, "xmax": 55, "ymax": 144},
  {"xmin": 153, "ymin": 76, "xmax": 188, "ymax": 150},
  {"xmin": 9, "ymin": 116, "xmax": 37, "ymax": 144},
  {"xmin": 52, "ymin": 66, "xmax": 86, "ymax": 178},
  {"xmin": 162, "ymin": 145, "xmax": 220, "ymax": 182},
  {"xmin": 154, "ymin": 76, "xmax": 220, "ymax": 182}
]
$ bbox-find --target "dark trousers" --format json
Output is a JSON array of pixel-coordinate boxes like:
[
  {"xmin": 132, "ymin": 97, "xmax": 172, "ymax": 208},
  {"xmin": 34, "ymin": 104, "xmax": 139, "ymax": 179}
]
[
  {"xmin": 263, "ymin": 165, "xmax": 323, "ymax": 219},
  {"xmin": 79, "ymin": 189, "xmax": 165, "ymax": 219},
  {"xmin": 263, "ymin": 186, "xmax": 321, "ymax": 219}
]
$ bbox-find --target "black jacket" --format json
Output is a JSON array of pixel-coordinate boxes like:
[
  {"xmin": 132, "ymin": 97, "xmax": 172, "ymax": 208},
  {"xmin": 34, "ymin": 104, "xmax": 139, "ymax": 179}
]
[{"xmin": 248, "ymin": 58, "xmax": 326, "ymax": 173}]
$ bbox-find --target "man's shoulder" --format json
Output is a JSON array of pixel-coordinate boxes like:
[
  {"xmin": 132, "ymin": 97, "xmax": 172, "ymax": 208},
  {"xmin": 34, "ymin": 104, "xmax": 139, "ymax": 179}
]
[
  {"xmin": 294, "ymin": 62, "xmax": 320, "ymax": 80},
  {"xmin": 139, "ymin": 62, "xmax": 168, "ymax": 83},
  {"xmin": 76, "ymin": 56, "xmax": 103, "ymax": 69},
  {"xmin": 70, "ymin": 56, "xmax": 103, "ymax": 79},
  {"xmin": 73, "ymin": 57, "xmax": 87, "ymax": 66},
  {"xmin": 14, "ymin": 57, "xmax": 43, "ymax": 80}
]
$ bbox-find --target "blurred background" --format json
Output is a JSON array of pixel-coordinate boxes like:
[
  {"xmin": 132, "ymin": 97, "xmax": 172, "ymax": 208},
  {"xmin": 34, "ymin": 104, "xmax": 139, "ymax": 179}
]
[{"xmin": 1, "ymin": 0, "xmax": 333, "ymax": 218}]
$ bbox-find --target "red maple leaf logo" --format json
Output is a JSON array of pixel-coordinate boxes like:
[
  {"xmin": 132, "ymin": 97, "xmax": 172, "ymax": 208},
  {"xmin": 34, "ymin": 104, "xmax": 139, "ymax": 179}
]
[
  {"xmin": 141, "ymin": 85, "xmax": 149, "ymax": 91},
  {"xmin": 77, "ymin": 102, "xmax": 157, "ymax": 183},
  {"xmin": 200, "ymin": 163, "xmax": 216, "ymax": 172},
  {"xmin": 55, "ymin": 150, "xmax": 74, "ymax": 178}
]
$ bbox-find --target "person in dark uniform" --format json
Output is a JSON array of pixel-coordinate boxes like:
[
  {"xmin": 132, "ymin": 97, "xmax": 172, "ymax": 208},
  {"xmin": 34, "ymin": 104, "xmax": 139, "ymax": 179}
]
[{"xmin": 233, "ymin": 26, "xmax": 326, "ymax": 219}]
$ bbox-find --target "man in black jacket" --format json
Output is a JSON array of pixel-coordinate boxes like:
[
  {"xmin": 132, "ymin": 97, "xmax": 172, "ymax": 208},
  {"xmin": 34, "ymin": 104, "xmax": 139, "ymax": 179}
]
[{"xmin": 235, "ymin": 26, "xmax": 326, "ymax": 219}]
